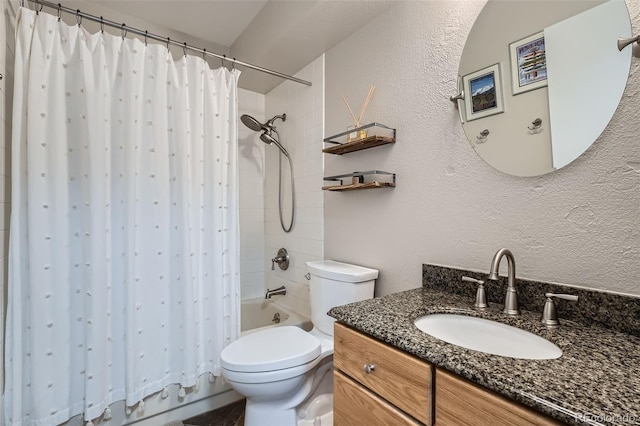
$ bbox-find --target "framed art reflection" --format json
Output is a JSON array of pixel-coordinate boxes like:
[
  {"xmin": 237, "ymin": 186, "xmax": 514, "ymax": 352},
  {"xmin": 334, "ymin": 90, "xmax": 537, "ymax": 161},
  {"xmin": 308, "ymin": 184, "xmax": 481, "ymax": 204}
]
[
  {"xmin": 463, "ymin": 63, "xmax": 504, "ymax": 121},
  {"xmin": 510, "ymin": 31, "xmax": 547, "ymax": 95}
]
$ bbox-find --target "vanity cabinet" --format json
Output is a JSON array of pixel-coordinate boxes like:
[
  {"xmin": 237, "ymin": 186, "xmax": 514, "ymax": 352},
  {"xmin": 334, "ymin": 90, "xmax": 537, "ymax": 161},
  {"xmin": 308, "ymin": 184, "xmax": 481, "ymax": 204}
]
[{"xmin": 334, "ymin": 323, "xmax": 566, "ymax": 426}]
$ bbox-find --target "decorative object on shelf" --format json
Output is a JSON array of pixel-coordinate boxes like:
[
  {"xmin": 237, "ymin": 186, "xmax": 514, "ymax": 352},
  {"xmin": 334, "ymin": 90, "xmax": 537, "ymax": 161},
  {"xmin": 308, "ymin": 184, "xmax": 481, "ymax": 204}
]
[
  {"xmin": 322, "ymin": 170, "xmax": 396, "ymax": 192},
  {"xmin": 509, "ymin": 31, "xmax": 547, "ymax": 95},
  {"xmin": 618, "ymin": 34, "xmax": 640, "ymax": 58},
  {"xmin": 339, "ymin": 85, "xmax": 376, "ymax": 141},
  {"xmin": 462, "ymin": 63, "xmax": 504, "ymax": 121},
  {"xmin": 323, "ymin": 123, "xmax": 396, "ymax": 155}
]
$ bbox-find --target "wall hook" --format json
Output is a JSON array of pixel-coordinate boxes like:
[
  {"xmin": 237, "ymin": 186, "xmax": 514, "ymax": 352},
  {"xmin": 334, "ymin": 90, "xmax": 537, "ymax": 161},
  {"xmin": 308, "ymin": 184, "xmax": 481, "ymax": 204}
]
[
  {"xmin": 528, "ymin": 118, "xmax": 542, "ymax": 131},
  {"xmin": 476, "ymin": 129, "xmax": 489, "ymax": 143}
]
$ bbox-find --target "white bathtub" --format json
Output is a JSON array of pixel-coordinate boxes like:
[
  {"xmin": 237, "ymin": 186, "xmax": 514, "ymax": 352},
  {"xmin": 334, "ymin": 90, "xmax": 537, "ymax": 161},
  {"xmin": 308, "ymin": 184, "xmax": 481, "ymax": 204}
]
[{"xmin": 241, "ymin": 298, "xmax": 311, "ymax": 334}]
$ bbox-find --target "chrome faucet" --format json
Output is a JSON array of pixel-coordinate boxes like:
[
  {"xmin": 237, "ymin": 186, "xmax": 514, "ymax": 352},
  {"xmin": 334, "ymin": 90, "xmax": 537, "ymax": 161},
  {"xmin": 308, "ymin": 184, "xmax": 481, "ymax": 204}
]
[
  {"xmin": 488, "ymin": 248, "xmax": 520, "ymax": 316},
  {"xmin": 265, "ymin": 285, "xmax": 287, "ymax": 299}
]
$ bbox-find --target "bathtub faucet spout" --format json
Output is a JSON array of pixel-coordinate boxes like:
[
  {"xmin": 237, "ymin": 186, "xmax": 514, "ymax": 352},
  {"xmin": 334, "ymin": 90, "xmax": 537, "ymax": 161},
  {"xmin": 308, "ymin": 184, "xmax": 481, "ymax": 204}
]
[{"xmin": 265, "ymin": 285, "xmax": 287, "ymax": 299}]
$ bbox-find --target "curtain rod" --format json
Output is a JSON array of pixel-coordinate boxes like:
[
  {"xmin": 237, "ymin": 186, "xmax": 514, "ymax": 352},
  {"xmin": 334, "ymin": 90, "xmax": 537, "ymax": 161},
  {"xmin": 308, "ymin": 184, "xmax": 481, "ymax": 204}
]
[{"xmin": 24, "ymin": 0, "xmax": 313, "ymax": 87}]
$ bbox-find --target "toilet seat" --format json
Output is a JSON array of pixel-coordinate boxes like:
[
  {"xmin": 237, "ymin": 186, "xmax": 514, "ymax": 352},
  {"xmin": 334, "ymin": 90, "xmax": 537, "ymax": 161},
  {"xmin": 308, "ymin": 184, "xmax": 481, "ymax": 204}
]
[{"xmin": 221, "ymin": 326, "xmax": 324, "ymax": 384}]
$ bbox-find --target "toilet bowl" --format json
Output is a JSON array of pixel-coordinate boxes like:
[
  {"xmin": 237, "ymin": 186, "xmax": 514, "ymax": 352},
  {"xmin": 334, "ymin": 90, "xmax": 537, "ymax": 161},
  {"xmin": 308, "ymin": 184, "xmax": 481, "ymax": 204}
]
[{"xmin": 220, "ymin": 260, "xmax": 378, "ymax": 426}]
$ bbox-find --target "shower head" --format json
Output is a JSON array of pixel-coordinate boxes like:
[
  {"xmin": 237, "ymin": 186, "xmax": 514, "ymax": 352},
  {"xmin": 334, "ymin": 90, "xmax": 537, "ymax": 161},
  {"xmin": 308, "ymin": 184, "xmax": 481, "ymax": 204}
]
[
  {"xmin": 240, "ymin": 113, "xmax": 287, "ymax": 132},
  {"xmin": 241, "ymin": 114, "xmax": 264, "ymax": 132},
  {"xmin": 241, "ymin": 113, "xmax": 289, "ymax": 157}
]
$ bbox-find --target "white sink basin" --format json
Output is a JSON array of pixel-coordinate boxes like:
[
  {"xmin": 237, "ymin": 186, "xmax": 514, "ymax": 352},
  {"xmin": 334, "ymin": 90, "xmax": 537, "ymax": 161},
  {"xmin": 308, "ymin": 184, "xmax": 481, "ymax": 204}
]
[{"xmin": 414, "ymin": 314, "xmax": 562, "ymax": 360}]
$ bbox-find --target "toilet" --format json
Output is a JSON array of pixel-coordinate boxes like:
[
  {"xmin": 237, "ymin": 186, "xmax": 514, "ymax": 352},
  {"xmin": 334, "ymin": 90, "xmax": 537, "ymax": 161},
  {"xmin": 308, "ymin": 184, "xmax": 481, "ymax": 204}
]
[{"xmin": 220, "ymin": 260, "xmax": 378, "ymax": 426}]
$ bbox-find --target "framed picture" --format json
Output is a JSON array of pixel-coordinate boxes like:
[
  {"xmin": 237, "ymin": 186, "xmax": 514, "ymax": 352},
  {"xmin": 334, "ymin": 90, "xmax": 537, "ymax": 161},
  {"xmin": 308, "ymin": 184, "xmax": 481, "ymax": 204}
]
[
  {"xmin": 510, "ymin": 31, "xmax": 547, "ymax": 95},
  {"xmin": 462, "ymin": 63, "xmax": 504, "ymax": 122}
]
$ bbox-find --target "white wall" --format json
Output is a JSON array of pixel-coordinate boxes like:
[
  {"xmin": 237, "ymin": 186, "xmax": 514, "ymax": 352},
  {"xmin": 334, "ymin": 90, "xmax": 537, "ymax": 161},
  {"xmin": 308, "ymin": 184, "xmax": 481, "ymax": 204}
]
[
  {"xmin": 238, "ymin": 89, "xmax": 267, "ymax": 300},
  {"xmin": 325, "ymin": 1, "xmax": 640, "ymax": 297},
  {"xmin": 264, "ymin": 56, "xmax": 324, "ymax": 317}
]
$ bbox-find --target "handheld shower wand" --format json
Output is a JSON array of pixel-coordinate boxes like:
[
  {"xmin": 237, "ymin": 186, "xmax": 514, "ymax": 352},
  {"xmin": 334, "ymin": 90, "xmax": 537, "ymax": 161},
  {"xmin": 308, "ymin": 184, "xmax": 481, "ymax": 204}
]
[{"xmin": 241, "ymin": 113, "xmax": 295, "ymax": 233}]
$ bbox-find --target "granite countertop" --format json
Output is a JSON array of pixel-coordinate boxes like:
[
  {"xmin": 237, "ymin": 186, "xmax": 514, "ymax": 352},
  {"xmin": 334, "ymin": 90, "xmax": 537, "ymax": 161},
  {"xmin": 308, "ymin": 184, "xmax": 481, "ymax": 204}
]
[{"xmin": 328, "ymin": 287, "xmax": 640, "ymax": 426}]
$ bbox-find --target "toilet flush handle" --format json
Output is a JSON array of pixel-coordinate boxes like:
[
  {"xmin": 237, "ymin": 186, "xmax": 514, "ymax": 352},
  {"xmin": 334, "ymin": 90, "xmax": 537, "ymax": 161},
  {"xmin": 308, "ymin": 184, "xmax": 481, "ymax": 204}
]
[{"xmin": 364, "ymin": 364, "xmax": 376, "ymax": 374}]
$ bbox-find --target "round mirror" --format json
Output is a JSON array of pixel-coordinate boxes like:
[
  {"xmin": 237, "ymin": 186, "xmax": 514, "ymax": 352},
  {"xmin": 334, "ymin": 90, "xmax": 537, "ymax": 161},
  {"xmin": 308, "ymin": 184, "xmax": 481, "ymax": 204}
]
[{"xmin": 457, "ymin": 0, "xmax": 632, "ymax": 177}]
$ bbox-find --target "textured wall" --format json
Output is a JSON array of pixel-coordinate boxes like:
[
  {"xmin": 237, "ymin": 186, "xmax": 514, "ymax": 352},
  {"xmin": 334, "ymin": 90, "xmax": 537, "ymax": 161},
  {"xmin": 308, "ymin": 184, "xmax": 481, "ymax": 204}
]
[{"xmin": 325, "ymin": 1, "xmax": 640, "ymax": 297}]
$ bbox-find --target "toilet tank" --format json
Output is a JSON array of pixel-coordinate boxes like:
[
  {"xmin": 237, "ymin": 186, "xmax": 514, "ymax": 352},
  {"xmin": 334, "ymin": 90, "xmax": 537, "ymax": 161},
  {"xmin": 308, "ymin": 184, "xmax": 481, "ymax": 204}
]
[{"xmin": 305, "ymin": 260, "xmax": 378, "ymax": 336}]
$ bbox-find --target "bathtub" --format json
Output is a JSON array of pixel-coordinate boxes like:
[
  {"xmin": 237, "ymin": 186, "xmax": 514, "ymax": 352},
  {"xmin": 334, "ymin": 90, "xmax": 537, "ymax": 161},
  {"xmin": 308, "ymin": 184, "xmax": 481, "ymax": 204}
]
[{"xmin": 241, "ymin": 298, "xmax": 312, "ymax": 334}]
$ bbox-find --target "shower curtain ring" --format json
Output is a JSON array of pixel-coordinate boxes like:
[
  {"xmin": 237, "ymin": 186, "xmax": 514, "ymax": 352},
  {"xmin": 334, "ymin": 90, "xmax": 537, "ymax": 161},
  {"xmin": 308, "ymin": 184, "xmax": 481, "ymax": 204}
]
[
  {"xmin": 58, "ymin": 4, "xmax": 62, "ymax": 21},
  {"xmin": 222, "ymin": 54, "xmax": 226, "ymax": 67},
  {"xmin": 144, "ymin": 30, "xmax": 148, "ymax": 46},
  {"xmin": 121, "ymin": 23, "xmax": 127, "ymax": 40},
  {"xmin": 232, "ymin": 58, "xmax": 236, "ymax": 70},
  {"xmin": 202, "ymin": 48, "xmax": 206, "ymax": 61},
  {"xmin": 166, "ymin": 37, "xmax": 170, "ymax": 50},
  {"xmin": 36, "ymin": 2, "xmax": 43, "ymax": 14},
  {"xmin": 183, "ymin": 42, "xmax": 187, "ymax": 58},
  {"xmin": 76, "ymin": 10, "xmax": 82, "ymax": 27},
  {"xmin": 100, "ymin": 17, "xmax": 104, "ymax": 33}
]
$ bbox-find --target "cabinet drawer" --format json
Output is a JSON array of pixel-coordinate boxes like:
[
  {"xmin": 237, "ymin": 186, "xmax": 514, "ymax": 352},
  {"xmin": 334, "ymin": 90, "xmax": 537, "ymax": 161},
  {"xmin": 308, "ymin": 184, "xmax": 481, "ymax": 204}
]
[
  {"xmin": 435, "ymin": 368, "xmax": 565, "ymax": 426},
  {"xmin": 334, "ymin": 322, "xmax": 433, "ymax": 425},
  {"xmin": 334, "ymin": 370, "xmax": 421, "ymax": 425}
]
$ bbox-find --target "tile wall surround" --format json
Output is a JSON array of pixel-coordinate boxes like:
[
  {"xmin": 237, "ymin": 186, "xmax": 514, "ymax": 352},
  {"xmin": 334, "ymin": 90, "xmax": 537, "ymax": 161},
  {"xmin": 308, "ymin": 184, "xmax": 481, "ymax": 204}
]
[
  {"xmin": 262, "ymin": 55, "xmax": 324, "ymax": 318},
  {"xmin": 238, "ymin": 89, "xmax": 266, "ymax": 300},
  {"xmin": 423, "ymin": 263, "xmax": 640, "ymax": 336}
]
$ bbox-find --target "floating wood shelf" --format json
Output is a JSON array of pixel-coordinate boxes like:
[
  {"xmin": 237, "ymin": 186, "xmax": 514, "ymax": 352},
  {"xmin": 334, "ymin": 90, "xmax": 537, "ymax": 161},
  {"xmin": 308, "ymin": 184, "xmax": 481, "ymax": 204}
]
[
  {"xmin": 322, "ymin": 181, "xmax": 396, "ymax": 192},
  {"xmin": 322, "ymin": 135, "xmax": 395, "ymax": 155},
  {"xmin": 323, "ymin": 171, "xmax": 396, "ymax": 192},
  {"xmin": 323, "ymin": 123, "xmax": 396, "ymax": 155}
]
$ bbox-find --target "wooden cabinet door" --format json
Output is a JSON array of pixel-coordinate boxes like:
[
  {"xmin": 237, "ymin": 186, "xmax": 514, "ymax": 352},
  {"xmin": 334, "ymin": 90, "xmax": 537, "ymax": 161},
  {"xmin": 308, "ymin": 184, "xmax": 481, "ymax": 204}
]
[
  {"xmin": 435, "ymin": 368, "xmax": 564, "ymax": 426},
  {"xmin": 334, "ymin": 370, "xmax": 423, "ymax": 425},
  {"xmin": 334, "ymin": 323, "xmax": 434, "ymax": 425}
]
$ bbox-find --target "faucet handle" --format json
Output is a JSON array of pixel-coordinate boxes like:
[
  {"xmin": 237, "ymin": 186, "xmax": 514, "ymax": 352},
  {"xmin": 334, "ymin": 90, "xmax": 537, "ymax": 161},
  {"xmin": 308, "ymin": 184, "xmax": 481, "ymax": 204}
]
[
  {"xmin": 545, "ymin": 293, "xmax": 579, "ymax": 302},
  {"xmin": 462, "ymin": 276, "xmax": 487, "ymax": 309},
  {"xmin": 541, "ymin": 293, "xmax": 579, "ymax": 328}
]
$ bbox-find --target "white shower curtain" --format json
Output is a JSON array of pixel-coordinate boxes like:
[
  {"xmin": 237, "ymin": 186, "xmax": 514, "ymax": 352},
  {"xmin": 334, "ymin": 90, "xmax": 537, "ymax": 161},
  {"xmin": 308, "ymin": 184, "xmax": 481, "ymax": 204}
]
[{"xmin": 4, "ymin": 8, "xmax": 240, "ymax": 426}]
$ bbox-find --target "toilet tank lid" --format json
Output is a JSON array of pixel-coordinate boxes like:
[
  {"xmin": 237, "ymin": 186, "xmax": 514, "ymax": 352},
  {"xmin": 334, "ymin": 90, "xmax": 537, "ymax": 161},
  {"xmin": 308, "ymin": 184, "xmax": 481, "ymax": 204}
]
[{"xmin": 305, "ymin": 260, "xmax": 378, "ymax": 282}]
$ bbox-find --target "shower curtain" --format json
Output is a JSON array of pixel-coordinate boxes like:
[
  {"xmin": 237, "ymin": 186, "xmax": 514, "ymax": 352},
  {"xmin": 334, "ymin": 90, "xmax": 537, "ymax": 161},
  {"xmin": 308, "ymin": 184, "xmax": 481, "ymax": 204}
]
[{"xmin": 4, "ymin": 8, "xmax": 240, "ymax": 426}]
